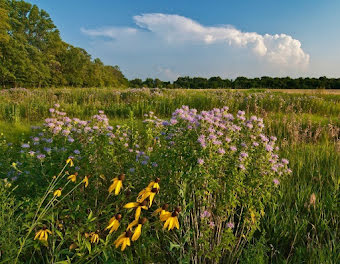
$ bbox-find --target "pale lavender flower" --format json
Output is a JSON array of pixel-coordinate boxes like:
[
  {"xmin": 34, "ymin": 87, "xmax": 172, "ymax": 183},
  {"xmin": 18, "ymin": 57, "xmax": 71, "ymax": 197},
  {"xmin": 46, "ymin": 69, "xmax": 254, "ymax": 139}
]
[
  {"xmin": 227, "ymin": 222, "xmax": 234, "ymax": 229},
  {"xmin": 197, "ymin": 158, "xmax": 204, "ymax": 165},
  {"xmin": 215, "ymin": 146, "xmax": 224, "ymax": 154},
  {"xmin": 273, "ymin": 178, "xmax": 280, "ymax": 185},
  {"xmin": 201, "ymin": 210, "xmax": 211, "ymax": 218},
  {"xmin": 21, "ymin": 143, "xmax": 30, "ymax": 148}
]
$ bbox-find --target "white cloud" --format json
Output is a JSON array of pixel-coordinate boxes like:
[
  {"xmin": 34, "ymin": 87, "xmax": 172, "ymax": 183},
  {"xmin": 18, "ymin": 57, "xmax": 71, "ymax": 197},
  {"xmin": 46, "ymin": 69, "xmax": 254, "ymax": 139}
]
[
  {"xmin": 81, "ymin": 13, "xmax": 310, "ymax": 80},
  {"xmin": 132, "ymin": 14, "xmax": 309, "ymax": 66},
  {"xmin": 81, "ymin": 27, "xmax": 137, "ymax": 39}
]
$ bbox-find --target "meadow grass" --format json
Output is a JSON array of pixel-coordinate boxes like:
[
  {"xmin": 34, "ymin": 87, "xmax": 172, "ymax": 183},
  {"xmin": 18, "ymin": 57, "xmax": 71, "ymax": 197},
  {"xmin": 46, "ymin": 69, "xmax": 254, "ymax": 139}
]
[{"xmin": 0, "ymin": 87, "xmax": 339, "ymax": 263}]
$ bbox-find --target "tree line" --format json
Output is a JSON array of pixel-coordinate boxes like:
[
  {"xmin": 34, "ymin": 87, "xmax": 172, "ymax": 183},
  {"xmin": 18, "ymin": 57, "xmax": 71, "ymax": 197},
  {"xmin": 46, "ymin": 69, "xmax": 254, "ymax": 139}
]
[
  {"xmin": 129, "ymin": 76, "xmax": 340, "ymax": 89},
  {"xmin": 0, "ymin": 0, "xmax": 128, "ymax": 88}
]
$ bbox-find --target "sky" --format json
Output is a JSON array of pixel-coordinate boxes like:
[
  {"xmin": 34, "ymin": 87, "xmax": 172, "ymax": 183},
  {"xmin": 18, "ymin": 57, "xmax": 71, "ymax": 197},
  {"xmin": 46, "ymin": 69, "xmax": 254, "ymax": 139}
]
[{"xmin": 26, "ymin": 0, "xmax": 340, "ymax": 81}]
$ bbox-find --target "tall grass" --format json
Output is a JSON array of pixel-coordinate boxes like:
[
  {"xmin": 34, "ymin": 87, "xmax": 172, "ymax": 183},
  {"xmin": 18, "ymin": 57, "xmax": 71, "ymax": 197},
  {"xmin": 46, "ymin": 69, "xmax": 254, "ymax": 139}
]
[{"xmin": 0, "ymin": 87, "xmax": 339, "ymax": 263}]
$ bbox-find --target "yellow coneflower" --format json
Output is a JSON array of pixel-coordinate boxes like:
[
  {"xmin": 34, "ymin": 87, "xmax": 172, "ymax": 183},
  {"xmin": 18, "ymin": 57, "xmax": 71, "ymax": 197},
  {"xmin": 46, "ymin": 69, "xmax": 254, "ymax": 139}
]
[
  {"xmin": 83, "ymin": 176, "xmax": 89, "ymax": 188},
  {"xmin": 105, "ymin": 213, "xmax": 122, "ymax": 233},
  {"xmin": 137, "ymin": 178, "xmax": 161, "ymax": 201},
  {"xmin": 108, "ymin": 173, "xmax": 125, "ymax": 195},
  {"xmin": 137, "ymin": 188, "xmax": 159, "ymax": 207},
  {"xmin": 67, "ymin": 172, "xmax": 78, "ymax": 182},
  {"xmin": 123, "ymin": 200, "xmax": 148, "ymax": 220},
  {"xmin": 147, "ymin": 177, "xmax": 160, "ymax": 190},
  {"xmin": 131, "ymin": 218, "xmax": 147, "ymax": 241},
  {"xmin": 34, "ymin": 227, "xmax": 52, "ymax": 241},
  {"xmin": 66, "ymin": 158, "xmax": 74, "ymax": 167},
  {"xmin": 152, "ymin": 204, "xmax": 169, "ymax": 217},
  {"xmin": 53, "ymin": 188, "xmax": 62, "ymax": 197},
  {"xmin": 90, "ymin": 232, "xmax": 100, "ymax": 244},
  {"xmin": 114, "ymin": 231, "xmax": 132, "ymax": 251},
  {"xmin": 162, "ymin": 207, "xmax": 180, "ymax": 230}
]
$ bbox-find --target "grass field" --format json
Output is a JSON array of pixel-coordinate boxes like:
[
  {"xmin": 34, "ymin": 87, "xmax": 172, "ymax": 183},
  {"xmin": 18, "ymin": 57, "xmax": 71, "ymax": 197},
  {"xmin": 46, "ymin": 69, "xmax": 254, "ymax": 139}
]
[{"xmin": 0, "ymin": 88, "xmax": 339, "ymax": 263}]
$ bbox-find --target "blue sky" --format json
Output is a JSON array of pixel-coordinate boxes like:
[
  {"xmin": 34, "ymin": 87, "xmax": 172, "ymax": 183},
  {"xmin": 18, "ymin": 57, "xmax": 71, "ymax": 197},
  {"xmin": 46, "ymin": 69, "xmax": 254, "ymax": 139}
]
[{"xmin": 27, "ymin": 0, "xmax": 340, "ymax": 80}]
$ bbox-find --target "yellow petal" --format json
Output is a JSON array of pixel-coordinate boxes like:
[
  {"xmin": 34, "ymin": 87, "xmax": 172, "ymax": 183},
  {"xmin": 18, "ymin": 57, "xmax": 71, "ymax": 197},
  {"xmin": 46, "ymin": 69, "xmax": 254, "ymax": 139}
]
[
  {"xmin": 126, "ymin": 219, "xmax": 138, "ymax": 231},
  {"xmin": 168, "ymin": 217, "xmax": 175, "ymax": 230},
  {"xmin": 163, "ymin": 217, "xmax": 171, "ymax": 230},
  {"xmin": 135, "ymin": 206, "xmax": 141, "ymax": 220},
  {"xmin": 114, "ymin": 180, "xmax": 122, "ymax": 195},
  {"xmin": 124, "ymin": 202, "xmax": 139, "ymax": 209},
  {"xmin": 132, "ymin": 224, "xmax": 142, "ymax": 241},
  {"xmin": 121, "ymin": 238, "xmax": 128, "ymax": 251},
  {"xmin": 114, "ymin": 237, "xmax": 124, "ymax": 248},
  {"xmin": 34, "ymin": 230, "xmax": 42, "ymax": 240},
  {"xmin": 152, "ymin": 207, "xmax": 162, "ymax": 216},
  {"xmin": 108, "ymin": 179, "xmax": 118, "ymax": 193},
  {"xmin": 149, "ymin": 192, "xmax": 156, "ymax": 207},
  {"xmin": 160, "ymin": 211, "xmax": 171, "ymax": 222},
  {"xmin": 174, "ymin": 217, "xmax": 180, "ymax": 229}
]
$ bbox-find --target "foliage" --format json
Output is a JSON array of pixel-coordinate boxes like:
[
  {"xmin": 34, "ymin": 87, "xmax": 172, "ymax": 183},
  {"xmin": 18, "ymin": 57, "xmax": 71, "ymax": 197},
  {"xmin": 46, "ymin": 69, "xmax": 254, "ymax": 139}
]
[
  {"xmin": 0, "ymin": 89, "xmax": 339, "ymax": 263},
  {"xmin": 0, "ymin": 0, "xmax": 127, "ymax": 88},
  {"xmin": 130, "ymin": 76, "xmax": 340, "ymax": 89}
]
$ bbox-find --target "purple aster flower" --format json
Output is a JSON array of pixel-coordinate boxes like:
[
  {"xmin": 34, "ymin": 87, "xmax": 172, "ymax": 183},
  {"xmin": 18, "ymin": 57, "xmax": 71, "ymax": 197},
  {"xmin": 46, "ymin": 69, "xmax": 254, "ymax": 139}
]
[
  {"xmin": 227, "ymin": 222, "xmax": 234, "ymax": 229},
  {"xmin": 200, "ymin": 210, "xmax": 211, "ymax": 218},
  {"xmin": 74, "ymin": 149, "xmax": 80, "ymax": 155},
  {"xmin": 230, "ymin": 146, "xmax": 237, "ymax": 151},
  {"xmin": 197, "ymin": 158, "xmax": 204, "ymax": 165},
  {"xmin": 37, "ymin": 154, "xmax": 46, "ymax": 160},
  {"xmin": 273, "ymin": 178, "xmax": 280, "ymax": 185},
  {"xmin": 218, "ymin": 148, "xmax": 225, "ymax": 155},
  {"xmin": 21, "ymin": 143, "xmax": 30, "ymax": 148}
]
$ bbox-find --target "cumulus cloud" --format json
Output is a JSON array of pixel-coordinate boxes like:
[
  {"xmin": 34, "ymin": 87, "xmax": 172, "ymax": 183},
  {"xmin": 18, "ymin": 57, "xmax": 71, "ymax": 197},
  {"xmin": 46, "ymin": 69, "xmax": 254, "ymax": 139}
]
[
  {"xmin": 132, "ymin": 14, "xmax": 309, "ymax": 66},
  {"xmin": 81, "ymin": 13, "xmax": 310, "ymax": 80}
]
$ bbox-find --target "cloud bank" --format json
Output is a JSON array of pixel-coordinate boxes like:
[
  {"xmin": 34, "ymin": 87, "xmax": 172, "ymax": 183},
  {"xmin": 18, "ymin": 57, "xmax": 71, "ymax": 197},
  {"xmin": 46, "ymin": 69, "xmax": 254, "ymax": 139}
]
[{"xmin": 81, "ymin": 13, "xmax": 310, "ymax": 80}]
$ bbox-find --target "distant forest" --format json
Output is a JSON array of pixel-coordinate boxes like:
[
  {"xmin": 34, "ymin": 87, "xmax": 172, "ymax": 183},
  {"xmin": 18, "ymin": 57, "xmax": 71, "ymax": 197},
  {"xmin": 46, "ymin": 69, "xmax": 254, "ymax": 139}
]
[
  {"xmin": 0, "ymin": 0, "xmax": 128, "ymax": 88},
  {"xmin": 130, "ymin": 76, "xmax": 340, "ymax": 89}
]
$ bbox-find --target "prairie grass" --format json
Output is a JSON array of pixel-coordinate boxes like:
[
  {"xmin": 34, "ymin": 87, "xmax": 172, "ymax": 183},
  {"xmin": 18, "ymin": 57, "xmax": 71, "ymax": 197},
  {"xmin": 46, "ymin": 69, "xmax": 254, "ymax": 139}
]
[{"xmin": 0, "ymin": 87, "xmax": 339, "ymax": 263}]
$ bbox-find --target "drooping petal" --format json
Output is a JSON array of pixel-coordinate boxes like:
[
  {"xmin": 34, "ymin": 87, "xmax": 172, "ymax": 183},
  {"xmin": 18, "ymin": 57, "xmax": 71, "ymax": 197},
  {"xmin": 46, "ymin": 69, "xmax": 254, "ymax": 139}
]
[
  {"xmin": 163, "ymin": 217, "xmax": 171, "ymax": 230},
  {"xmin": 132, "ymin": 224, "xmax": 142, "ymax": 241},
  {"xmin": 114, "ymin": 180, "xmax": 122, "ymax": 195},
  {"xmin": 34, "ymin": 230, "xmax": 42, "ymax": 240},
  {"xmin": 168, "ymin": 217, "xmax": 175, "ymax": 230},
  {"xmin": 174, "ymin": 217, "xmax": 180, "ymax": 229},
  {"xmin": 160, "ymin": 211, "xmax": 171, "ymax": 222},
  {"xmin": 126, "ymin": 219, "xmax": 138, "ymax": 231},
  {"xmin": 135, "ymin": 206, "xmax": 141, "ymax": 220},
  {"xmin": 121, "ymin": 238, "xmax": 129, "ymax": 251},
  {"xmin": 124, "ymin": 202, "xmax": 139, "ymax": 209}
]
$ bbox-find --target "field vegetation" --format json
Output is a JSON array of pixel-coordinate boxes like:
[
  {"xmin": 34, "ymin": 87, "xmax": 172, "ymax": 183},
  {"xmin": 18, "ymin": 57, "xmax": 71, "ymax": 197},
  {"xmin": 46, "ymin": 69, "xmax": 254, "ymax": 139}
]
[{"xmin": 0, "ymin": 88, "xmax": 339, "ymax": 263}]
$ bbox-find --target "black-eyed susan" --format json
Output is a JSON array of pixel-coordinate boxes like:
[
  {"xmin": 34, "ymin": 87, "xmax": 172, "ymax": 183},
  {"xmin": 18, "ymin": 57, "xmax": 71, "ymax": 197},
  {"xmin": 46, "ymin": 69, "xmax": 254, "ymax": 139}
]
[
  {"xmin": 90, "ymin": 232, "xmax": 100, "ymax": 244},
  {"xmin": 67, "ymin": 172, "xmax": 77, "ymax": 182},
  {"xmin": 138, "ymin": 188, "xmax": 159, "ymax": 207},
  {"xmin": 66, "ymin": 158, "xmax": 74, "ymax": 167},
  {"xmin": 162, "ymin": 207, "xmax": 180, "ymax": 231},
  {"xmin": 114, "ymin": 230, "xmax": 132, "ymax": 251},
  {"xmin": 83, "ymin": 176, "xmax": 89, "ymax": 188},
  {"xmin": 152, "ymin": 204, "xmax": 169, "ymax": 217},
  {"xmin": 53, "ymin": 188, "xmax": 62, "ymax": 197},
  {"xmin": 108, "ymin": 173, "xmax": 125, "ymax": 195},
  {"xmin": 123, "ymin": 200, "xmax": 148, "ymax": 220},
  {"xmin": 105, "ymin": 213, "xmax": 122, "ymax": 233},
  {"xmin": 34, "ymin": 227, "xmax": 52, "ymax": 241}
]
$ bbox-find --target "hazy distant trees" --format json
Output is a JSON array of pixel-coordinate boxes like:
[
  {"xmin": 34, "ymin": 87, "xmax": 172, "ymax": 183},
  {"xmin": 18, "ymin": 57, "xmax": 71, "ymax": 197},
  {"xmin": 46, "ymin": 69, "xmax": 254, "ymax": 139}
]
[
  {"xmin": 129, "ymin": 76, "xmax": 340, "ymax": 89},
  {"xmin": 0, "ymin": 0, "xmax": 128, "ymax": 88}
]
